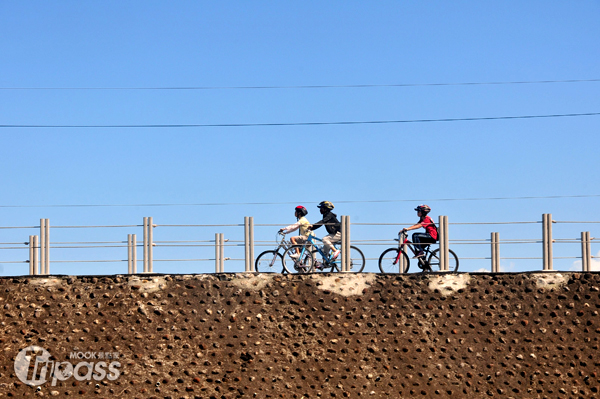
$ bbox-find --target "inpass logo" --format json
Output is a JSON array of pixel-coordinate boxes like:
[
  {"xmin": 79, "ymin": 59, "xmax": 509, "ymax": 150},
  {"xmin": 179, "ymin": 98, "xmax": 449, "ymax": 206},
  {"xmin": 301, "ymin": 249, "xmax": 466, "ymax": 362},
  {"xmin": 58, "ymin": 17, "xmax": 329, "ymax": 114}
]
[{"xmin": 14, "ymin": 346, "xmax": 121, "ymax": 386}]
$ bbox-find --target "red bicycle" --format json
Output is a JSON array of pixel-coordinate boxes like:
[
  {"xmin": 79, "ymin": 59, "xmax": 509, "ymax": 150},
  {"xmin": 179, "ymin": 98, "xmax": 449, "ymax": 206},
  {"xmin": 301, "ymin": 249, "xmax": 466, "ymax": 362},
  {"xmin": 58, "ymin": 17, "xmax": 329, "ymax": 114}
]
[{"xmin": 378, "ymin": 231, "xmax": 459, "ymax": 273}]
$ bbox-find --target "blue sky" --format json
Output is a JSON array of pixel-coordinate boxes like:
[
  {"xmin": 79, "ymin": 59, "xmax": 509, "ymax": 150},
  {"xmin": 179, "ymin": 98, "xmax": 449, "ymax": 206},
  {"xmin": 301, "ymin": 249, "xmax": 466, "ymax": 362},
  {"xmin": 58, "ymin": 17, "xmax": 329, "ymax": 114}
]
[{"xmin": 1, "ymin": 1, "xmax": 599, "ymax": 275}]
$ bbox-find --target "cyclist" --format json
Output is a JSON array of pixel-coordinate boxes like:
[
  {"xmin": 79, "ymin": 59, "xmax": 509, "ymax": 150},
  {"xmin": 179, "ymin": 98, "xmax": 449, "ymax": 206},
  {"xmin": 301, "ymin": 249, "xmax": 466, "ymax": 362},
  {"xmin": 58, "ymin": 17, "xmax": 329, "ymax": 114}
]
[
  {"xmin": 401, "ymin": 204, "xmax": 438, "ymax": 258},
  {"xmin": 279, "ymin": 206, "xmax": 313, "ymax": 258},
  {"xmin": 308, "ymin": 201, "xmax": 341, "ymax": 260}
]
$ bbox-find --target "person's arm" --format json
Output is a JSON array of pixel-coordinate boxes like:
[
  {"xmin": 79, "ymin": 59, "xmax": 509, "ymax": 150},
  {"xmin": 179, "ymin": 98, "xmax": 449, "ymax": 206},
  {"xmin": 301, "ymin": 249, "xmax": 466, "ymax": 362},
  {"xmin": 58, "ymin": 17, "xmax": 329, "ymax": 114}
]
[
  {"xmin": 280, "ymin": 221, "xmax": 300, "ymax": 234},
  {"xmin": 308, "ymin": 216, "xmax": 326, "ymax": 231},
  {"xmin": 308, "ymin": 221, "xmax": 322, "ymax": 231},
  {"xmin": 400, "ymin": 222, "xmax": 422, "ymax": 234}
]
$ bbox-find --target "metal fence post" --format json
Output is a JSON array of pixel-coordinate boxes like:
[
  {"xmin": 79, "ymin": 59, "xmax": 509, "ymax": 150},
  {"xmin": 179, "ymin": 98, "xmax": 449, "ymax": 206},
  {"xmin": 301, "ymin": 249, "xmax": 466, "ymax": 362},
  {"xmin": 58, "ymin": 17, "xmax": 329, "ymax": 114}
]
[
  {"xmin": 399, "ymin": 229, "xmax": 406, "ymax": 273},
  {"xmin": 439, "ymin": 216, "xmax": 448, "ymax": 271},
  {"xmin": 128, "ymin": 234, "xmax": 132, "ymax": 274},
  {"xmin": 249, "ymin": 217, "xmax": 254, "ymax": 271},
  {"xmin": 44, "ymin": 219, "xmax": 50, "ymax": 274},
  {"xmin": 215, "ymin": 233, "xmax": 225, "ymax": 273},
  {"xmin": 221, "ymin": 233, "xmax": 225, "ymax": 272},
  {"xmin": 244, "ymin": 218, "xmax": 249, "ymax": 271},
  {"xmin": 340, "ymin": 216, "xmax": 347, "ymax": 272},
  {"xmin": 143, "ymin": 217, "xmax": 149, "ymax": 273},
  {"xmin": 128, "ymin": 234, "xmax": 137, "ymax": 274},
  {"xmin": 542, "ymin": 213, "xmax": 554, "ymax": 271},
  {"xmin": 491, "ymin": 232, "xmax": 500, "ymax": 273},
  {"xmin": 581, "ymin": 231, "xmax": 591, "ymax": 272},
  {"xmin": 132, "ymin": 234, "xmax": 136, "ymax": 274},
  {"xmin": 345, "ymin": 216, "xmax": 351, "ymax": 272},
  {"xmin": 215, "ymin": 233, "xmax": 221, "ymax": 273},
  {"xmin": 143, "ymin": 217, "xmax": 154, "ymax": 273},
  {"xmin": 39, "ymin": 219, "xmax": 49, "ymax": 274},
  {"xmin": 29, "ymin": 235, "xmax": 39, "ymax": 275},
  {"xmin": 444, "ymin": 215, "xmax": 449, "ymax": 272},
  {"xmin": 39, "ymin": 219, "xmax": 45, "ymax": 274},
  {"xmin": 149, "ymin": 217, "xmax": 154, "ymax": 273},
  {"xmin": 340, "ymin": 216, "xmax": 352, "ymax": 272},
  {"xmin": 244, "ymin": 217, "xmax": 254, "ymax": 272},
  {"xmin": 28, "ymin": 236, "xmax": 33, "ymax": 275}
]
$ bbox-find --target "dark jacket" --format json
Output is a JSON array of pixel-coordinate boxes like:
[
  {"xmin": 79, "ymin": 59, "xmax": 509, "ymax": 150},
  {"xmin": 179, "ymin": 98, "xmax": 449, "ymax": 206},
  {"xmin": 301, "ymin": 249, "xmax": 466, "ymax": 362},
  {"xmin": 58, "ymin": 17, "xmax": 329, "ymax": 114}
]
[{"xmin": 310, "ymin": 211, "xmax": 341, "ymax": 235}]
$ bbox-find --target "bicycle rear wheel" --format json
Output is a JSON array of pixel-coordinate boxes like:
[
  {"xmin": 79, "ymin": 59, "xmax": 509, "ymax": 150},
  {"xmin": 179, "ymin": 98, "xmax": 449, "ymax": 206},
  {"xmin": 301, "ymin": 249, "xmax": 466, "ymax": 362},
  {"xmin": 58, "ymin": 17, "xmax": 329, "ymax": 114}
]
[
  {"xmin": 347, "ymin": 246, "xmax": 366, "ymax": 272},
  {"xmin": 282, "ymin": 245, "xmax": 314, "ymax": 274},
  {"xmin": 325, "ymin": 246, "xmax": 365, "ymax": 273},
  {"xmin": 378, "ymin": 248, "xmax": 410, "ymax": 273},
  {"xmin": 427, "ymin": 248, "xmax": 459, "ymax": 272},
  {"xmin": 254, "ymin": 250, "xmax": 283, "ymax": 273}
]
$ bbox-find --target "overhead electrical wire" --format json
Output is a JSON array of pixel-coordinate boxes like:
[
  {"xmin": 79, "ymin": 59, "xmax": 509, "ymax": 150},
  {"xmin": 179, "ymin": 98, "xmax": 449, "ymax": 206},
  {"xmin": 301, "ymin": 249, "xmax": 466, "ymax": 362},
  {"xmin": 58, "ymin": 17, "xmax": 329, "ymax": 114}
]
[
  {"xmin": 0, "ymin": 78, "xmax": 599, "ymax": 91},
  {"xmin": 1, "ymin": 112, "xmax": 599, "ymax": 129},
  {"xmin": 1, "ymin": 194, "xmax": 599, "ymax": 209}
]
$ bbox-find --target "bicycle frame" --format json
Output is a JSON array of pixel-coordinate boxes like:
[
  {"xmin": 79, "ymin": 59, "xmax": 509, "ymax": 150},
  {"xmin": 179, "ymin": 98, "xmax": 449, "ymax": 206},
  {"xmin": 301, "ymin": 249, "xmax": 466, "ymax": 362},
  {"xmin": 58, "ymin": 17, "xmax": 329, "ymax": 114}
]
[
  {"xmin": 273, "ymin": 233, "xmax": 293, "ymax": 254},
  {"xmin": 397, "ymin": 231, "xmax": 434, "ymax": 266},
  {"xmin": 303, "ymin": 234, "xmax": 340, "ymax": 265},
  {"xmin": 397, "ymin": 231, "xmax": 415, "ymax": 255}
]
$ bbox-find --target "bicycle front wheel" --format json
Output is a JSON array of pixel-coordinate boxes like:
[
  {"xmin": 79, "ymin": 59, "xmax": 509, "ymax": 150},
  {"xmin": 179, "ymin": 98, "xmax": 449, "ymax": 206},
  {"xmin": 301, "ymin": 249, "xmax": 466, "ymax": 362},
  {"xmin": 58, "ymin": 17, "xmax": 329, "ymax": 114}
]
[
  {"xmin": 427, "ymin": 248, "xmax": 459, "ymax": 272},
  {"xmin": 254, "ymin": 250, "xmax": 283, "ymax": 273},
  {"xmin": 378, "ymin": 248, "xmax": 410, "ymax": 273},
  {"xmin": 282, "ymin": 245, "xmax": 314, "ymax": 274}
]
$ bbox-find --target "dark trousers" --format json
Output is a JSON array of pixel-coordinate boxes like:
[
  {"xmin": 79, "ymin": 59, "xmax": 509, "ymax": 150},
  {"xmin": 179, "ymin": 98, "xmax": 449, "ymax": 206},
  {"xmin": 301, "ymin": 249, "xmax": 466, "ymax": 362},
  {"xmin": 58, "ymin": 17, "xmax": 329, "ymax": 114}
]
[{"xmin": 412, "ymin": 233, "xmax": 435, "ymax": 253}]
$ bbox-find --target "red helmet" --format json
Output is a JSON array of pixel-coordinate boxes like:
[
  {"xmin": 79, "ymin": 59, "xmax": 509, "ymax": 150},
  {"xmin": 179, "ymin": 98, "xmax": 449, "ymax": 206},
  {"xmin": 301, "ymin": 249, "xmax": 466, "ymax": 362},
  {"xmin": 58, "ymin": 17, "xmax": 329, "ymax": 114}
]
[
  {"xmin": 414, "ymin": 204, "xmax": 431, "ymax": 214},
  {"xmin": 295, "ymin": 205, "xmax": 308, "ymax": 216}
]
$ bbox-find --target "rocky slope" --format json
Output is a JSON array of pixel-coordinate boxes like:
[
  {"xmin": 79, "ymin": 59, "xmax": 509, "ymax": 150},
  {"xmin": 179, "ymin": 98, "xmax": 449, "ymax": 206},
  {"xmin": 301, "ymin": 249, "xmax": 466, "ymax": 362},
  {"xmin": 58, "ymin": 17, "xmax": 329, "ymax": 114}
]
[{"xmin": 1, "ymin": 272, "xmax": 599, "ymax": 398}]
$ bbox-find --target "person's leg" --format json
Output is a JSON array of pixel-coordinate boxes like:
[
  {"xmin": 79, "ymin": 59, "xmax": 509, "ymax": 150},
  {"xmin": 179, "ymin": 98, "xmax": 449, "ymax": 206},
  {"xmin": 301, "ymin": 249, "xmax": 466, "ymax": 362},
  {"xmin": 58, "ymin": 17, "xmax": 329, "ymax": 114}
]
[
  {"xmin": 412, "ymin": 233, "xmax": 427, "ymax": 254},
  {"xmin": 291, "ymin": 236, "xmax": 306, "ymax": 256},
  {"xmin": 322, "ymin": 232, "xmax": 341, "ymax": 256},
  {"xmin": 294, "ymin": 236, "xmax": 307, "ymax": 245},
  {"xmin": 413, "ymin": 233, "xmax": 435, "ymax": 253}
]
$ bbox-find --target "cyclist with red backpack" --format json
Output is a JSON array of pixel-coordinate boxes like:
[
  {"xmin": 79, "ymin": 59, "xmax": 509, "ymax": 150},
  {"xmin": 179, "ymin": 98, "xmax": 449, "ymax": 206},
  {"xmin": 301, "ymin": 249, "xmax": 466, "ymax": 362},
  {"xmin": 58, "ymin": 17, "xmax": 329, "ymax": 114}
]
[{"xmin": 401, "ymin": 204, "xmax": 438, "ymax": 258}]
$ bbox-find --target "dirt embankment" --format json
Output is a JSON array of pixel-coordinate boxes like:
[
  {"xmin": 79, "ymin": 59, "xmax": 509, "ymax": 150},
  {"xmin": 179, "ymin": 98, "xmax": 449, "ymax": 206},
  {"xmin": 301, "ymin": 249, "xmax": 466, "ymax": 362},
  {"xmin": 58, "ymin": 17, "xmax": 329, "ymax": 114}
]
[{"xmin": 1, "ymin": 272, "xmax": 599, "ymax": 398}]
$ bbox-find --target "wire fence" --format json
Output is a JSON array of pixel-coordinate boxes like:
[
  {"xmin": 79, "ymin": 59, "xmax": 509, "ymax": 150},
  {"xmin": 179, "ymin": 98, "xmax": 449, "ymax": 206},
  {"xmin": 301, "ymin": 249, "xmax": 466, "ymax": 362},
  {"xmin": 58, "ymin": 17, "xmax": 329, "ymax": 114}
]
[{"xmin": 0, "ymin": 214, "xmax": 597, "ymax": 276}]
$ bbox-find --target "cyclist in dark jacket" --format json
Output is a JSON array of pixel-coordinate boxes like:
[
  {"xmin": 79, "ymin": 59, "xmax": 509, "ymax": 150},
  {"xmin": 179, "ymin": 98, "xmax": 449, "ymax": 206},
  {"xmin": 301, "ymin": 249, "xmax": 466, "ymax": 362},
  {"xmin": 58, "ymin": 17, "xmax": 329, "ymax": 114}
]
[{"xmin": 308, "ymin": 201, "xmax": 341, "ymax": 259}]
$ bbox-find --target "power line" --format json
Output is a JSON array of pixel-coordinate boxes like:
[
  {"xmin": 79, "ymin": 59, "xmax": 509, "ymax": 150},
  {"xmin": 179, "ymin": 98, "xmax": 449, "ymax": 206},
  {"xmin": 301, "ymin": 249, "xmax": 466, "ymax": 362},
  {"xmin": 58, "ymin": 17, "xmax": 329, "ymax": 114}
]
[
  {"xmin": 2, "ymin": 112, "xmax": 599, "ymax": 129},
  {"xmin": 1, "ymin": 194, "xmax": 599, "ymax": 209},
  {"xmin": 1, "ymin": 78, "xmax": 599, "ymax": 91}
]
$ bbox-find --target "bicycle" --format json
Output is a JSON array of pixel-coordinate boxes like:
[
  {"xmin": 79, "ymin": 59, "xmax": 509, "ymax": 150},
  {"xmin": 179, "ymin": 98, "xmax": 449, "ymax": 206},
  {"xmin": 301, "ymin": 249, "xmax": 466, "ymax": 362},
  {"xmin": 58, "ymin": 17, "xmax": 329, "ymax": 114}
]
[
  {"xmin": 254, "ymin": 232, "xmax": 295, "ymax": 273},
  {"xmin": 378, "ymin": 231, "xmax": 459, "ymax": 273},
  {"xmin": 282, "ymin": 234, "xmax": 365, "ymax": 274}
]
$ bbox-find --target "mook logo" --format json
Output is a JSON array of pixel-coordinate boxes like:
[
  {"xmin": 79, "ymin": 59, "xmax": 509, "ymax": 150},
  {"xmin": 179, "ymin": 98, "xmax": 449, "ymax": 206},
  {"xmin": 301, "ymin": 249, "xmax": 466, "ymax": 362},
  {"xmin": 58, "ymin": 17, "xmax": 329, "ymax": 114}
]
[{"xmin": 14, "ymin": 346, "xmax": 121, "ymax": 387}]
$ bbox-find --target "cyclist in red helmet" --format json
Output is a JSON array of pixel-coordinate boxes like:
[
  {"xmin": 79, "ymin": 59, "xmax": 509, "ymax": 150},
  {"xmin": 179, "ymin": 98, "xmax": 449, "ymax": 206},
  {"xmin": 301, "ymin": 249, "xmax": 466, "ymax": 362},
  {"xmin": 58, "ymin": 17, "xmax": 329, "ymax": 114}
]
[
  {"xmin": 401, "ymin": 204, "xmax": 438, "ymax": 258},
  {"xmin": 279, "ymin": 206, "xmax": 314, "ymax": 258}
]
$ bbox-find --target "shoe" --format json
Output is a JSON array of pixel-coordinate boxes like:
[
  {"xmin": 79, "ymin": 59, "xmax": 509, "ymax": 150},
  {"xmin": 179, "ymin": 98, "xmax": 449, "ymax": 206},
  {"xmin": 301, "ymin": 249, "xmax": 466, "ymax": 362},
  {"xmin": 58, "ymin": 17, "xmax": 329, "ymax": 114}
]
[
  {"xmin": 412, "ymin": 251, "xmax": 425, "ymax": 259},
  {"xmin": 314, "ymin": 262, "xmax": 323, "ymax": 270},
  {"xmin": 331, "ymin": 250, "xmax": 341, "ymax": 260},
  {"xmin": 290, "ymin": 253, "xmax": 299, "ymax": 260}
]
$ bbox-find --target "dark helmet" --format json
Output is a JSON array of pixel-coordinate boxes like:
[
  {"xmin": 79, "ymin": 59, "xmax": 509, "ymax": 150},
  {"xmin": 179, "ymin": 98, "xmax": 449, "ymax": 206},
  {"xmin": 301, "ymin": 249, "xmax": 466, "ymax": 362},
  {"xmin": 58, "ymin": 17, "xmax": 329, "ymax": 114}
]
[
  {"xmin": 295, "ymin": 205, "xmax": 308, "ymax": 216},
  {"xmin": 317, "ymin": 201, "xmax": 334, "ymax": 210},
  {"xmin": 414, "ymin": 204, "xmax": 431, "ymax": 214}
]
